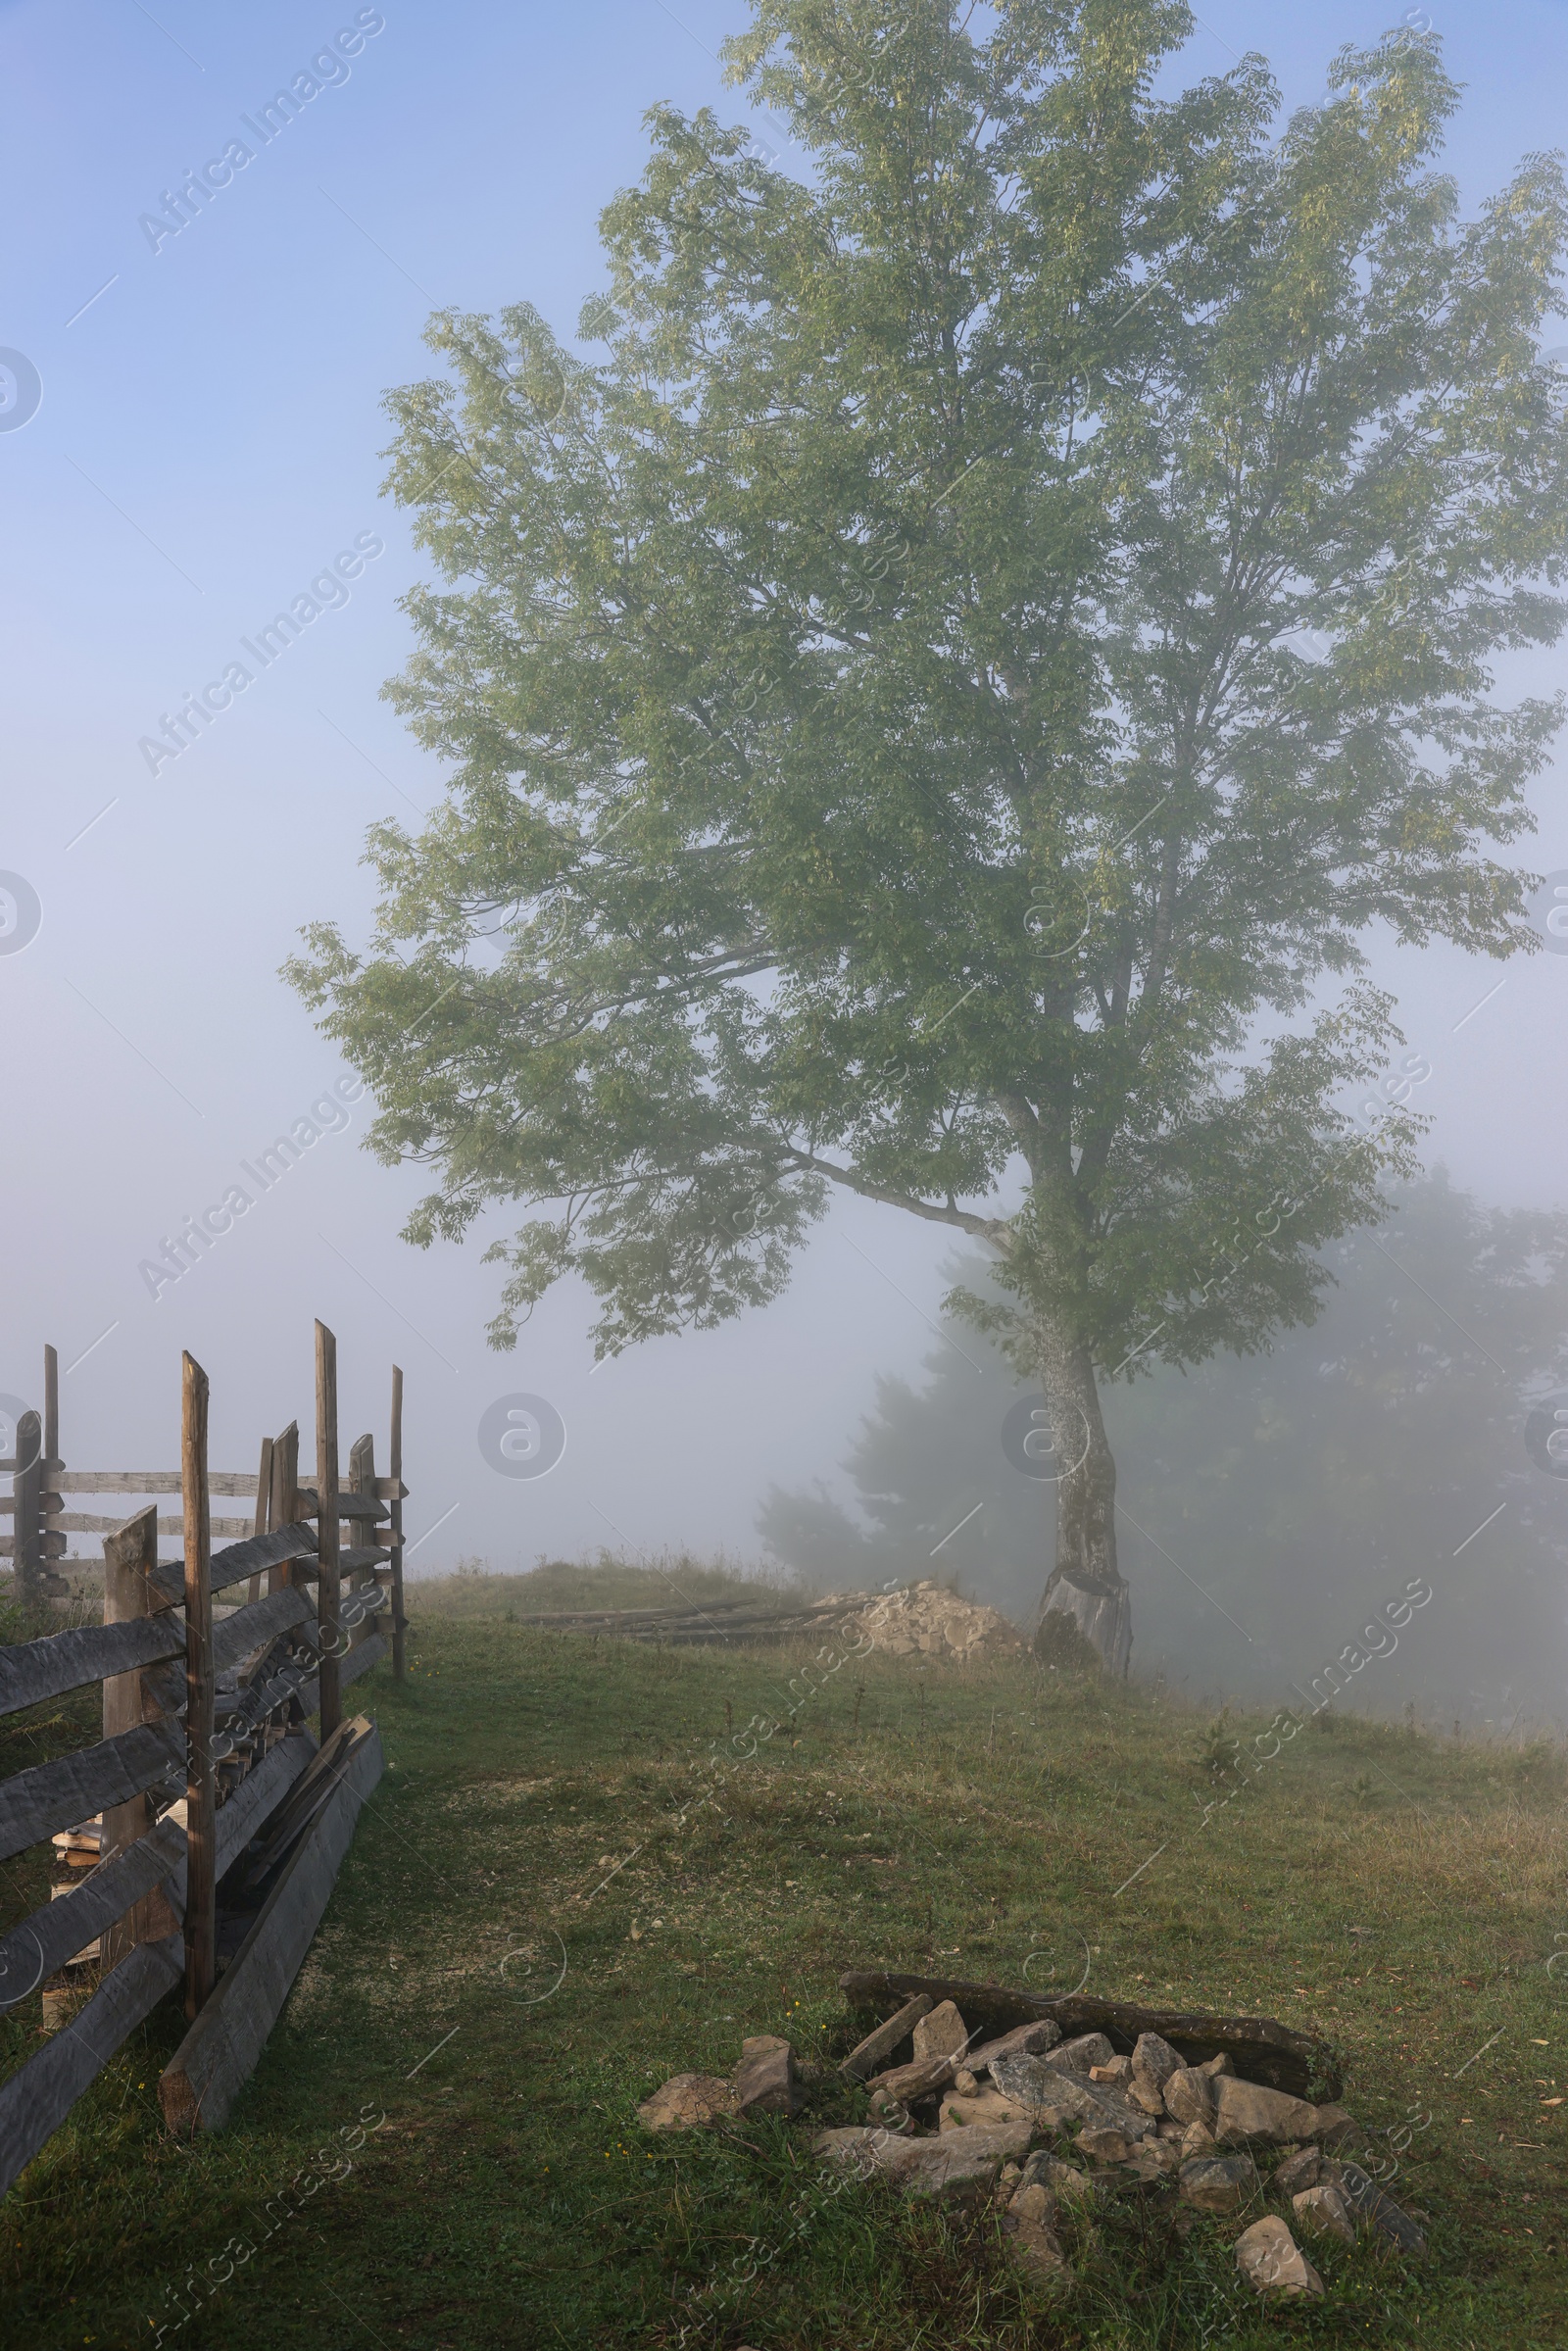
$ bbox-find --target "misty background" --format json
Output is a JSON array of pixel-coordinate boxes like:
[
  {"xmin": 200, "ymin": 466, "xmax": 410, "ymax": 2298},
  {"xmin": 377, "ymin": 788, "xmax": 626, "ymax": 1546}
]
[{"xmin": 3, "ymin": 0, "xmax": 1567, "ymax": 1722}]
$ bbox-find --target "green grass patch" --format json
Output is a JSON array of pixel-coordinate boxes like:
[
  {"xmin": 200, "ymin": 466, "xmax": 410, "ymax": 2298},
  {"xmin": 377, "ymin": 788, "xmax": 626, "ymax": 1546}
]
[{"xmin": 2, "ymin": 1603, "xmax": 1566, "ymax": 2347}]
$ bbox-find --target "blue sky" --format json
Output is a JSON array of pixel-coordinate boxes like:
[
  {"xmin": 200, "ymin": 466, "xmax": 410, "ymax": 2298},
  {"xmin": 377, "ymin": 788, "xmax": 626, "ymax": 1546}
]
[{"xmin": 2, "ymin": 0, "xmax": 1566, "ymax": 1590}]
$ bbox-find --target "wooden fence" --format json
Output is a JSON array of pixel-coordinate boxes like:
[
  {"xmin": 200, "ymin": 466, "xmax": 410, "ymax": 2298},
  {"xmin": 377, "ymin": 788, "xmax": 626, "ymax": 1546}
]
[{"xmin": 0, "ymin": 1323, "xmax": 408, "ymax": 2195}]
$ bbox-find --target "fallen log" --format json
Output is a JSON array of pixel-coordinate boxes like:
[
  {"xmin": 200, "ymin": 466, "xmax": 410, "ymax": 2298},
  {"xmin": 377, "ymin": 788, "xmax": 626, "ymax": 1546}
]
[{"xmin": 838, "ymin": 1968, "xmax": 1342, "ymax": 2102}]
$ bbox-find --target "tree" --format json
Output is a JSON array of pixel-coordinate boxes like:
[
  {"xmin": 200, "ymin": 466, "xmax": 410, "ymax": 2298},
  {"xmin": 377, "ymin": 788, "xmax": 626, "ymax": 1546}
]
[
  {"xmin": 760, "ymin": 1173, "xmax": 1568, "ymax": 1716},
  {"xmin": 287, "ymin": 1, "xmax": 1568, "ymax": 1672}
]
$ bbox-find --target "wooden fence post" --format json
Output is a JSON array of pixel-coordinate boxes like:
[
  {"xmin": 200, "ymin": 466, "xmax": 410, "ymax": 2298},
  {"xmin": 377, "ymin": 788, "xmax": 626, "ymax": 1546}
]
[
  {"xmin": 389, "ymin": 1365, "xmax": 406, "ymax": 1682},
  {"xmin": 246, "ymin": 1435, "xmax": 273, "ymax": 1605},
  {"xmin": 348, "ymin": 1432, "xmax": 374, "ymax": 1653},
  {"xmin": 315, "ymin": 1323, "xmax": 341, "ymax": 1741},
  {"xmin": 181, "ymin": 1352, "xmax": 216, "ymax": 2021},
  {"xmin": 13, "ymin": 1410, "xmax": 42, "ymax": 1611},
  {"xmin": 41, "ymin": 1345, "xmax": 63, "ymax": 1592},
  {"xmin": 102, "ymin": 1504, "xmax": 164, "ymax": 1967},
  {"xmin": 269, "ymin": 1421, "xmax": 299, "ymax": 1594}
]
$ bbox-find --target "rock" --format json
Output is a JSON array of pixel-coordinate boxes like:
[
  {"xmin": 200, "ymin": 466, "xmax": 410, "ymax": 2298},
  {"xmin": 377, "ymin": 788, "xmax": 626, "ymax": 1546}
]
[
  {"xmin": 1234, "ymin": 2215, "xmax": 1324, "ymax": 2297},
  {"xmin": 1294, "ymin": 2182, "xmax": 1355, "ymax": 2243},
  {"xmin": 1311, "ymin": 2102, "xmax": 1357, "ymax": 2147},
  {"xmin": 1126, "ymin": 2077, "xmax": 1167, "ymax": 2117},
  {"xmin": 1122, "ymin": 2135, "xmax": 1184, "ymax": 2180},
  {"xmin": 993, "ymin": 2053, "xmax": 1151, "ymax": 2139},
  {"xmin": 732, "ymin": 2034, "xmax": 803, "ymax": 2119},
  {"xmin": 840, "ymin": 1580, "xmax": 1026, "ymax": 1664},
  {"xmin": 1273, "ymin": 2145, "xmax": 1322, "ymax": 2196},
  {"xmin": 913, "ymin": 1999, "xmax": 970, "ymax": 2065},
  {"xmin": 869, "ymin": 2052, "xmax": 960, "ymax": 2104},
  {"xmin": 1156, "ymin": 2118, "xmax": 1187, "ymax": 2140},
  {"xmin": 1131, "ymin": 2032, "xmax": 1181, "ymax": 2093},
  {"xmin": 1020, "ymin": 2150, "xmax": 1096, "ymax": 2204},
  {"xmin": 952, "ymin": 2068, "xmax": 980, "ymax": 2096},
  {"xmin": 1004, "ymin": 2180, "xmax": 1067, "ymax": 2281},
  {"xmin": 637, "ymin": 2073, "xmax": 737, "ymax": 2131},
  {"xmin": 1180, "ymin": 2120, "xmax": 1218, "ymax": 2159},
  {"xmin": 1089, "ymin": 2056, "xmax": 1133, "ymax": 2084},
  {"xmin": 1199, "ymin": 2053, "xmax": 1234, "ymax": 2078},
  {"xmin": 1163, "ymin": 2067, "xmax": 1216, "ymax": 2128},
  {"xmin": 939, "ymin": 2088, "xmax": 1032, "ymax": 2132},
  {"xmin": 1179, "ymin": 2154, "xmax": 1259, "ymax": 2214},
  {"xmin": 999, "ymin": 2160, "xmax": 1023, "ymax": 2192},
  {"xmin": 1336, "ymin": 2162, "xmax": 1428, "ymax": 2255},
  {"xmin": 1049, "ymin": 2032, "xmax": 1116, "ymax": 2075},
  {"xmin": 867, "ymin": 2087, "xmax": 915, "ymax": 2131},
  {"xmin": 970, "ymin": 2018, "xmax": 1061, "ymax": 2072},
  {"xmin": 815, "ymin": 2119, "xmax": 1032, "ymax": 2202},
  {"xmin": 1212, "ymin": 2077, "xmax": 1321, "ymax": 2147},
  {"xmin": 1077, "ymin": 2126, "xmax": 1135, "ymax": 2164}
]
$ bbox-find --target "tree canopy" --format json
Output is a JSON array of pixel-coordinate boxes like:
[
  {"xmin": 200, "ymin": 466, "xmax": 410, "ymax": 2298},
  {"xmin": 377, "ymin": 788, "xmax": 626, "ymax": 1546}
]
[{"xmin": 288, "ymin": 0, "xmax": 1568, "ymax": 1655}]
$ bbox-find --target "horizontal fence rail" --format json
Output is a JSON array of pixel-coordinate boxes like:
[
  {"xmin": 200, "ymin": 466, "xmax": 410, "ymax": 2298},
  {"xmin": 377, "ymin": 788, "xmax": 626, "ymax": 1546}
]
[{"xmin": 0, "ymin": 1326, "xmax": 408, "ymax": 2196}]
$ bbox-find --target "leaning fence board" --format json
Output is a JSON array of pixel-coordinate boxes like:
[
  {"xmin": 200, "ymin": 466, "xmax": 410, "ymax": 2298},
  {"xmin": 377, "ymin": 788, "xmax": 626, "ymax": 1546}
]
[
  {"xmin": 159, "ymin": 1721, "xmax": 383, "ymax": 2133},
  {"xmin": 0, "ymin": 1614, "xmax": 185, "ymax": 1721},
  {"xmin": 0, "ymin": 1935, "xmax": 184, "ymax": 2197},
  {"xmin": 0, "ymin": 1720, "xmax": 184, "ymax": 1864}
]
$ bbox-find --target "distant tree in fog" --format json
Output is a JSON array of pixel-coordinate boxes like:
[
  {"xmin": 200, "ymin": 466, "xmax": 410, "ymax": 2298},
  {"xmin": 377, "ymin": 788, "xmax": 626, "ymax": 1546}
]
[{"xmin": 289, "ymin": 3, "xmax": 1568, "ymax": 1673}]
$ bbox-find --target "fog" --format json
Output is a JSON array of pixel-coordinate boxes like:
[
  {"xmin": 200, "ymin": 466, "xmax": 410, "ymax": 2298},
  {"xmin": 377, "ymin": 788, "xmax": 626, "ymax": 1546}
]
[{"xmin": 4, "ymin": 0, "xmax": 1567, "ymax": 1721}]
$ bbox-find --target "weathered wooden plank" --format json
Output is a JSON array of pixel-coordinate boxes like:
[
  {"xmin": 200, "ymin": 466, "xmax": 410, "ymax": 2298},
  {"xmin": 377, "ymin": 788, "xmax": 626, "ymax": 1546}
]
[
  {"xmin": 0, "ymin": 1611, "xmax": 184, "ymax": 1722},
  {"xmin": 268, "ymin": 1422, "xmax": 300, "ymax": 1599},
  {"xmin": 182, "ymin": 1354, "xmax": 216, "ymax": 2022},
  {"xmin": 213, "ymin": 1585, "xmax": 313, "ymax": 1673},
  {"xmin": 54, "ymin": 1472, "xmax": 259, "ymax": 1495},
  {"xmin": 837, "ymin": 1971, "xmax": 1344, "ymax": 2102},
  {"xmin": 159, "ymin": 1722, "xmax": 382, "ymax": 2133},
  {"xmin": 336, "ymin": 1545, "xmax": 391, "ymax": 1574},
  {"xmin": 0, "ymin": 1935, "xmax": 184, "ymax": 2196},
  {"xmin": 146, "ymin": 1522, "xmax": 318, "ymax": 1608},
  {"xmin": 288, "ymin": 1487, "xmax": 387, "ymax": 1525},
  {"xmin": 0, "ymin": 1720, "xmax": 185, "ymax": 1863}
]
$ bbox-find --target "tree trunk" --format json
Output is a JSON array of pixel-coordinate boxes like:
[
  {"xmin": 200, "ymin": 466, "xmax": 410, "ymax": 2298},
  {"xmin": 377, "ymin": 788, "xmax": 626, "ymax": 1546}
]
[{"xmin": 1032, "ymin": 1320, "xmax": 1131, "ymax": 1678}]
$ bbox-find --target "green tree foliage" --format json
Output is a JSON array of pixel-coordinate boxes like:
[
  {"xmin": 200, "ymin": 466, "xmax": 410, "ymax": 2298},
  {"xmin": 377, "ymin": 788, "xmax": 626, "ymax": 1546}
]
[
  {"xmin": 759, "ymin": 1174, "xmax": 1568, "ymax": 1716},
  {"xmin": 287, "ymin": 1, "xmax": 1568, "ymax": 1663}
]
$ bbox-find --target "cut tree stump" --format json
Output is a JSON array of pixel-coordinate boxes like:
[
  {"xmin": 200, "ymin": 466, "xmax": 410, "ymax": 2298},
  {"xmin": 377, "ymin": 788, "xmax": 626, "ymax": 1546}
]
[{"xmin": 838, "ymin": 1970, "xmax": 1342, "ymax": 2102}]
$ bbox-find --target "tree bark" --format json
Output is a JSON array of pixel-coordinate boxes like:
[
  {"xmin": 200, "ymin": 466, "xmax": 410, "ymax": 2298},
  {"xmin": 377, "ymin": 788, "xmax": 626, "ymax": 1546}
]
[{"xmin": 1031, "ymin": 1317, "xmax": 1131, "ymax": 1678}]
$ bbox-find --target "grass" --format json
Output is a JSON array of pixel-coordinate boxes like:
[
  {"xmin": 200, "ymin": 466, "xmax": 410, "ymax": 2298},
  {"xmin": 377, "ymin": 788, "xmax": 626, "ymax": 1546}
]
[
  {"xmin": 2, "ymin": 1589, "xmax": 1566, "ymax": 2349},
  {"xmin": 409, "ymin": 1549, "xmax": 806, "ymax": 1618}
]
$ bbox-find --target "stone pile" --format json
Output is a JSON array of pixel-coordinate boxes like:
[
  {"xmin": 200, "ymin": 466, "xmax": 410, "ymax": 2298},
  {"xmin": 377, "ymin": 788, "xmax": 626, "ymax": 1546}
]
[{"xmin": 637, "ymin": 1989, "xmax": 1430, "ymax": 2303}]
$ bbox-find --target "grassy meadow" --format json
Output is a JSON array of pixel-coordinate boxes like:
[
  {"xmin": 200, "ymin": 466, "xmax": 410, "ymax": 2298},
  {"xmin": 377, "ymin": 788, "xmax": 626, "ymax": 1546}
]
[{"xmin": 2, "ymin": 1573, "xmax": 1566, "ymax": 2349}]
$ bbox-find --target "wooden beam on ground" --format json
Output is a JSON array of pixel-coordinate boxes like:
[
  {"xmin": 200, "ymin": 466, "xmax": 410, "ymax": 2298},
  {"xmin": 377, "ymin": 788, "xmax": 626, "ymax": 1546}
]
[
  {"xmin": 315, "ymin": 1323, "xmax": 341, "ymax": 1741},
  {"xmin": 181, "ymin": 1352, "xmax": 216, "ymax": 2022},
  {"xmin": 0, "ymin": 1935, "xmax": 184, "ymax": 2197},
  {"xmin": 101, "ymin": 1505, "xmax": 163, "ymax": 1966},
  {"xmin": 159, "ymin": 1720, "xmax": 383, "ymax": 2134}
]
